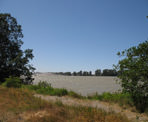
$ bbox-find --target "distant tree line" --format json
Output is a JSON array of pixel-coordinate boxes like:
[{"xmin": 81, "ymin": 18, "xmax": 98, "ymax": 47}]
[
  {"xmin": 54, "ymin": 69, "xmax": 117, "ymax": 76},
  {"xmin": 95, "ymin": 69, "xmax": 117, "ymax": 76}
]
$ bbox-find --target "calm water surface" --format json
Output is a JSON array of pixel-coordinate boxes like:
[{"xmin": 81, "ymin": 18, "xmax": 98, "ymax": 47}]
[{"xmin": 33, "ymin": 73, "xmax": 121, "ymax": 96}]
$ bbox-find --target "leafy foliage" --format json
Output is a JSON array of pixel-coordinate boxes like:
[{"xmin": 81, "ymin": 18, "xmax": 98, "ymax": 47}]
[
  {"xmin": 55, "ymin": 69, "xmax": 117, "ymax": 76},
  {"xmin": 116, "ymin": 41, "xmax": 148, "ymax": 112},
  {"xmin": 102, "ymin": 69, "xmax": 117, "ymax": 76},
  {"xmin": 88, "ymin": 92, "xmax": 133, "ymax": 107},
  {"xmin": 0, "ymin": 13, "xmax": 35, "ymax": 83},
  {"xmin": 26, "ymin": 81, "xmax": 68, "ymax": 96},
  {"xmin": 95, "ymin": 69, "xmax": 101, "ymax": 76},
  {"xmin": 38, "ymin": 81, "xmax": 51, "ymax": 88},
  {"xmin": 3, "ymin": 77, "xmax": 22, "ymax": 88}
]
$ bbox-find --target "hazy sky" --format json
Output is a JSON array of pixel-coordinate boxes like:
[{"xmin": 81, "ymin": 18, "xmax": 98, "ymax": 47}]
[{"xmin": 1, "ymin": 0, "xmax": 148, "ymax": 72}]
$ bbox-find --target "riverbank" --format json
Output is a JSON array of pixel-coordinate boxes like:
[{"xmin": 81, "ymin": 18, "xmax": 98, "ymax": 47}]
[{"xmin": 0, "ymin": 86, "xmax": 129, "ymax": 122}]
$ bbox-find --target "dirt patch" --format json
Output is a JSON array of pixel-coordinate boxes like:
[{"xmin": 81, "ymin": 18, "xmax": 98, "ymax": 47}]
[{"xmin": 20, "ymin": 110, "xmax": 49, "ymax": 120}]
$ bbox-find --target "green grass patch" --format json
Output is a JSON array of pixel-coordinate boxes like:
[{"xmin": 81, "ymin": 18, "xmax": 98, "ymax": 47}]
[
  {"xmin": 23, "ymin": 81, "xmax": 68, "ymax": 96},
  {"xmin": 23, "ymin": 81, "xmax": 84, "ymax": 98},
  {"xmin": 88, "ymin": 92, "xmax": 134, "ymax": 107},
  {"xmin": 68, "ymin": 91, "xmax": 85, "ymax": 99}
]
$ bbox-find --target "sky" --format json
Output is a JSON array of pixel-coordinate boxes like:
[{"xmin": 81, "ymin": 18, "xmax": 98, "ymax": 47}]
[{"xmin": 0, "ymin": 0, "xmax": 148, "ymax": 72}]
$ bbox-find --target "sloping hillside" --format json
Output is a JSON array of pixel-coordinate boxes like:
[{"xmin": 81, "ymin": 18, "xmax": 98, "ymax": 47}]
[{"xmin": 0, "ymin": 86, "xmax": 129, "ymax": 122}]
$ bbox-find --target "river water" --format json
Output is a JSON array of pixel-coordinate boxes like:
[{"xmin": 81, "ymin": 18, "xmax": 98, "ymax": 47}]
[{"xmin": 33, "ymin": 73, "xmax": 121, "ymax": 96}]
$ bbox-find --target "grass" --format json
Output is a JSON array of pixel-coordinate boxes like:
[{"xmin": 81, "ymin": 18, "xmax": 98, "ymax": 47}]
[
  {"xmin": 22, "ymin": 81, "xmax": 85, "ymax": 98},
  {"xmin": 22, "ymin": 81, "xmax": 68, "ymax": 96},
  {"xmin": 23, "ymin": 81, "xmax": 134, "ymax": 108},
  {"xmin": 0, "ymin": 86, "xmax": 130, "ymax": 122},
  {"xmin": 68, "ymin": 90, "xmax": 84, "ymax": 99},
  {"xmin": 0, "ymin": 86, "xmax": 51, "ymax": 121},
  {"xmin": 88, "ymin": 92, "xmax": 134, "ymax": 107},
  {"xmin": 25, "ymin": 84, "xmax": 68, "ymax": 96}
]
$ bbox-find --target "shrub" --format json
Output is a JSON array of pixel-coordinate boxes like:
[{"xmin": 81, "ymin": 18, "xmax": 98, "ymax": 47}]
[
  {"xmin": 25, "ymin": 81, "xmax": 68, "ymax": 96},
  {"xmin": 3, "ymin": 77, "xmax": 22, "ymax": 88},
  {"xmin": 116, "ymin": 41, "xmax": 148, "ymax": 112},
  {"xmin": 68, "ymin": 91, "xmax": 84, "ymax": 99},
  {"xmin": 38, "ymin": 81, "xmax": 51, "ymax": 88},
  {"xmin": 88, "ymin": 92, "xmax": 133, "ymax": 107}
]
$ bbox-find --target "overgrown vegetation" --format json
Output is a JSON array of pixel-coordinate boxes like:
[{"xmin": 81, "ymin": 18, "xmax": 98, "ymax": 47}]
[
  {"xmin": 0, "ymin": 86, "xmax": 129, "ymax": 122},
  {"xmin": 2, "ymin": 77, "xmax": 22, "ymax": 88},
  {"xmin": 23, "ymin": 81, "xmax": 68, "ymax": 96},
  {"xmin": 88, "ymin": 92, "xmax": 134, "ymax": 107},
  {"xmin": 23, "ymin": 81, "xmax": 85, "ymax": 98},
  {"xmin": 1, "ymin": 77, "xmax": 143, "ymax": 113},
  {"xmin": 116, "ymin": 41, "xmax": 148, "ymax": 113},
  {"xmin": 23, "ymin": 81, "xmax": 134, "ymax": 108},
  {"xmin": 0, "ymin": 13, "xmax": 35, "ymax": 84}
]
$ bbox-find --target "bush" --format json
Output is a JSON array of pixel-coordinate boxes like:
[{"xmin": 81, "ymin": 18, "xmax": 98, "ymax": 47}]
[
  {"xmin": 51, "ymin": 88, "xmax": 68, "ymax": 96},
  {"xmin": 38, "ymin": 81, "xmax": 51, "ymax": 88},
  {"xmin": 25, "ymin": 81, "xmax": 68, "ymax": 96},
  {"xmin": 68, "ymin": 91, "xmax": 84, "ymax": 99},
  {"xmin": 3, "ymin": 77, "xmax": 22, "ymax": 88},
  {"xmin": 88, "ymin": 92, "xmax": 133, "ymax": 106},
  {"xmin": 116, "ymin": 41, "xmax": 148, "ymax": 112}
]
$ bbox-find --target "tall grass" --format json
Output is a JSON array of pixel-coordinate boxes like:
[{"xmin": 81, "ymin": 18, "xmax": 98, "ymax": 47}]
[
  {"xmin": 23, "ymin": 81, "xmax": 85, "ymax": 98},
  {"xmin": 0, "ymin": 86, "xmax": 130, "ymax": 122},
  {"xmin": 23, "ymin": 81, "xmax": 134, "ymax": 107},
  {"xmin": 88, "ymin": 92, "xmax": 134, "ymax": 107},
  {"xmin": 23, "ymin": 81, "xmax": 68, "ymax": 96}
]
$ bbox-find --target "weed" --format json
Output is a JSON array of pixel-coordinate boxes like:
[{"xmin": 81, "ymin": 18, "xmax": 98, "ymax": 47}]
[
  {"xmin": 23, "ymin": 81, "xmax": 68, "ymax": 96},
  {"xmin": 68, "ymin": 91, "xmax": 84, "ymax": 99},
  {"xmin": 0, "ymin": 86, "xmax": 130, "ymax": 122},
  {"xmin": 2, "ymin": 77, "xmax": 22, "ymax": 88},
  {"xmin": 55, "ymin": 100, "xmax": 64, "ymax": 107},
  {"xmin": 88, "ymin": 92, "xmax": 134, "ymax": 107}
]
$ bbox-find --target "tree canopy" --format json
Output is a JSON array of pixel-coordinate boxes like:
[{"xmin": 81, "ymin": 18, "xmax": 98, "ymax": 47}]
[
  {"xmin": 116, "ymin": 41, "xmax": 148, "ymax": 112},
  {"xmin": 0, "ymin": 13, "xmax": 35, "ymax": 84}
]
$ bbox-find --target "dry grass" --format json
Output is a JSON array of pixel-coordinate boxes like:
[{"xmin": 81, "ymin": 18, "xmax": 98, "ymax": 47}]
[
  {"xmin": 25, "ymin": 106, "xmax": 129, "ymax": 122},
  {"xmin": 0, "ymin": 86, "xmax": 129, "ymax": 122}
]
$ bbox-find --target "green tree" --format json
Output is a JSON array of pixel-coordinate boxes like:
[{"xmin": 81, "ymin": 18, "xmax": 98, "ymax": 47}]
[
  {"xmin": 72, "ymin": 71, "xmax": 77, "ymax": 76},
  {"xmin": 83, "ymin": 71, "xmax": 88, "ymax": 76},
  {"xmin": 95, "ymin": 69, "xmax": 101, "ymax": 76},
  {"xmin": 3, "ymin": 76, "xmax": 22, "ymax": 88},
  {"xmin": 89, "ymin": 71, "xmax": 92, "ymax": 76},
  {"xmin": 116, "ymin": 41, "xmax": 148, "ymax": 112},
  {"xmin": 77, "ymin": 70, "xmax": 82, "ymax": 76},
  {"xmin": 0, "ymin": 13, "xmax": 35, "ymax": 84},
  {"xmin": 64, "ymin": 72, "xmax": 71, "ymax": 76},
  {"xmin": 102, "ymin": 69, "xmax": 117, "ymax": 76}
]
